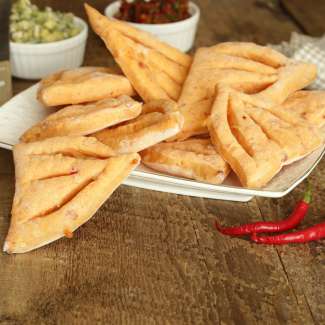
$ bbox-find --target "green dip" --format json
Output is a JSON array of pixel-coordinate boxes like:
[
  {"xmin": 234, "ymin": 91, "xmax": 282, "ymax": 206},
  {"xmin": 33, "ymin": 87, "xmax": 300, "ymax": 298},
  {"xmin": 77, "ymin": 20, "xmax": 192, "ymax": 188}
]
[{"xmin": 10, "ymin": 0, "xmax": 83, "ymax": 43}]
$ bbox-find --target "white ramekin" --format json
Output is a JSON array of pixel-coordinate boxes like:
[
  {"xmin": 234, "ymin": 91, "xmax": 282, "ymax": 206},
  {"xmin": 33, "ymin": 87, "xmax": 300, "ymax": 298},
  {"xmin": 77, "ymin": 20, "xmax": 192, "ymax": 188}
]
[
  {"xmin": 105, "ymin": 1, "xmax": 200, "ymax": 52},
  {"xmin": 10, "ymin": 17, "xmax": 88, "ymax": 80}
]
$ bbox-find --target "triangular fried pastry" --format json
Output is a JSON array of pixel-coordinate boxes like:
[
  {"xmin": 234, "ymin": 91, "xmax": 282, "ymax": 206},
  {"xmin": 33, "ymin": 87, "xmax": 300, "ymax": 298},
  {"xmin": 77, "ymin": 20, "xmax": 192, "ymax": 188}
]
[
  {"xmin": 141, "ymin": 139, "xmax": 230, "ymax": 184},
  {"xmin": 37, "ymin": 66, "xmax": 135, "ymax": 107},
  {"xmin": 245, "ymin": 103, "xmax": 323, "ymax": 164},
  {"xmin": 175, "ymin": 43, "xmax": 316, "ymax": 140},
  {"xmin": 20, "ymin": 95, "xmax": 142, "ymax": 143},
  {"xmin": 15, "ymin": 135, "xmax": 115, "ymax": 159},
  {"xmin": 85, "ymin": 4, "xmax": 191, "ymax": 102},
  {"xmin": 4, "ymin": 136, "xmax": 140, "ymax": 253},
  {"xmin": 207, "ymin": 86, "xmax": 284, "ymax": 188},
  {"xmin": 269, "ymin": 91, "xmax": 325, "ymax": 129},
  {"xmin": 93, "ymin": 111, "xmax": 184, "ymax": 154},
  {"xmin": 213, "ymin": 43, "xmax": 317, "ymax": 107},
  {"xmin": 85, "ymin": 4, "xmax": 191, "ymax": 66},
  {"xmin": 178, "ymin": 46, "xmax": 279, "ymax": 106}
]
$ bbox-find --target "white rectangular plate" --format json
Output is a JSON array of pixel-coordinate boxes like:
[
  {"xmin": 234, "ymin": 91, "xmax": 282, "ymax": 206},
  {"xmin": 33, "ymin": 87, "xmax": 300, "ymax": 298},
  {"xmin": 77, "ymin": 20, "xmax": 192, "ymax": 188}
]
[{"xmin": 0, "ymin": 84, "xmax": 324, "ymax": 202}]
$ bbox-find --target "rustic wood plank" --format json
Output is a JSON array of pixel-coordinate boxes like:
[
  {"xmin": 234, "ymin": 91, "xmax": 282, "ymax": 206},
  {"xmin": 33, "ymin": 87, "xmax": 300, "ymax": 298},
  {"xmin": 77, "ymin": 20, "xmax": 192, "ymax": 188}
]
[
  {"xmin": 281, "ymin": 0, "xmax": 325, "ymax": 36},
  {"xmin": 1, "ymin": 0, "xmax": 323, "ymax": 324},
  {"xmin": 180, "ymin": 197, "xmax": 314, "ymax": 324},
  {"xmin": 256, "ymin": 159, "xmax": 325, "ymax": 325},
  {"xmin": 194, "ymin": 0, "xmax": 300, "ymax": 46},
  {"xmin": 0, "ymin": 157, "xmax": 315, "ymax": 324}
]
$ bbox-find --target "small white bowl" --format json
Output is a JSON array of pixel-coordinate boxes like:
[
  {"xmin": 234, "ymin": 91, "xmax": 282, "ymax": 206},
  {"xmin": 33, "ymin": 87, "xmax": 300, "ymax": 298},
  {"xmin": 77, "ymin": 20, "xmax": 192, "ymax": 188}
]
[
  {"xmin": 10, "ymin": 17, "xmax": 88, "ymax": 80},
  {"xmin": 105, "ymin": 1, "xmax": 200, "ymax": 52}
]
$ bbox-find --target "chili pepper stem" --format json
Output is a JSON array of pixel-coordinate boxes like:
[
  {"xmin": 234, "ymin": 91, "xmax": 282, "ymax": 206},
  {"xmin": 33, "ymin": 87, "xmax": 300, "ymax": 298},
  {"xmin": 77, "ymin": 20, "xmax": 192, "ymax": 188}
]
[
  {"xmin": 303, "ymin": 181, "xmax": 312, "ymax": 204},
  {"xmin": 215, "ymin": 220, "xmax": 223, "ymax": 232}
]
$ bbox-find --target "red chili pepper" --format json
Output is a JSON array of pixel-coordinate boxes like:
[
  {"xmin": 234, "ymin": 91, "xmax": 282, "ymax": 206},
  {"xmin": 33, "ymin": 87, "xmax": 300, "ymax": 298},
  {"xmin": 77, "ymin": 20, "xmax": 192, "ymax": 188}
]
[
  {"xmin": 215, "ymin": 184, "xmax": 311, "ymax": 236},
  {"xmin": 251, "ymin": 222, "xmax": 325, "ymax": 244}
]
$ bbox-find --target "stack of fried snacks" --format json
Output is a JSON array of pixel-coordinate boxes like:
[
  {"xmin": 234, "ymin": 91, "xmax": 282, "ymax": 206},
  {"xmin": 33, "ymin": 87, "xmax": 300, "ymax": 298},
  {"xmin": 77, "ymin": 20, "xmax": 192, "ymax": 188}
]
[
  {"xmin": 5, "ymin": 3, "xmax": 325, "ymax": 253},
  {"xmin": 174, "ymin": 42, "xmax": 317, "ymax": 140},
  {"xmin": 207, "ymin": 86, "xmax": 323, "ymax": 188},
  {"xmin": 6, "ymin": 35, "xmax": 191, "ymax": 252},
  {"xmin": 4, "ymin": 136, "xmax": 140, "ymax": 253}
]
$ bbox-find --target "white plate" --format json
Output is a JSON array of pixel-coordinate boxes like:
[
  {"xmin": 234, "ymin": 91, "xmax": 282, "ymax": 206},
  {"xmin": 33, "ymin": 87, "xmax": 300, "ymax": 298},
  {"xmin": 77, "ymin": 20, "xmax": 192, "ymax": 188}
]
[{"xmin": 0, "ymin": 84, "xmax": 324, "ymax": 202}]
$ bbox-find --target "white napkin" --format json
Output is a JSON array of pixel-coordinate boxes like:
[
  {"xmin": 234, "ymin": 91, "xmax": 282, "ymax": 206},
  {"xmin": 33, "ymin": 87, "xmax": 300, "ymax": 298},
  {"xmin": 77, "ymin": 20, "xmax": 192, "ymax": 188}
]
[{"xmin": 271, "ymin": 32, "xmax": 325, "ymax": 90}]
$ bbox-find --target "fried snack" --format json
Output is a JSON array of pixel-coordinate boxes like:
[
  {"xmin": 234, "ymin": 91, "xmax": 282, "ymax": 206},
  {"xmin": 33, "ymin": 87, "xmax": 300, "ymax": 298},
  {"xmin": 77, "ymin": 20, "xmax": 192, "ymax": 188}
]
[
  {"xmin": 141, "ymin": 139, "xmax": 231, "ymax": 184},
  {"xmin": 141, "ymin": 99, "xmax": 178, "ymax": 114},
  {"xmin": 20, "ymin": 95, "xmax": 142, "ymax": 143},
  {"xmin": 93, "ymin": 111, "xmax": 184, "ymax": 154},
  {"xmin": 37, "ymin": 66, "xmax": 135, "ymax": 107},
  {"xmin": 245, "ymin": 103, "xmax": 323, "ymax": 164},
  {"xmin": 175, "ymin": 43, "xmax": 317, "ymax": 140},
  {"xmin": 268, "ymin": 91, "xmax": 325, "ymax": 129},
  {"xmin": 169, "ymin": 98, "xmax": 213, "ymax": 141},
  {"xmin": 250, "ymin": 61, "xmax": 317, "ymax": 108},
  {"xmin": 208, "ymin": 86, "xmax": 324, "ymax": 188},
  {"xmin": 207, "ymin": 86, "xmax": 284, "ymax": 188},
  {"xmin": 4, "ymin": 136, "xmax": 140, "ymax": 253},
  {"xmin": 85, "ymin": 4, "xmax": 191, "ymax": 102}
]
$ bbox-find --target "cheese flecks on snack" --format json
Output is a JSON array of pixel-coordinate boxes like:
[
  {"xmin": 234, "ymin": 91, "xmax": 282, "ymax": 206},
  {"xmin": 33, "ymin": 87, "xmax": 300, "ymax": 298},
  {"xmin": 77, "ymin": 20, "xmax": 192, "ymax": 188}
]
[
  {"xmin": 207, "ymin": 86, "xmax": 323, "ymax": 188},
  {"xmin": 93, "ymin": 110, "xmax": 184, "ymax": 154},
  {"xmin": 268, "ymin": 90, "xmax": 325, "ymax": 129},
  {"xmin": 84, "ymin": 3, "xmax": 191, "ymax": 103},
  {"xmin": 175, "ymin": 43, "xmax": 317, "ymax": 140},
  {"xmin": 244, "ymin": 103, "xmax": 323, "ymax": 165},
  {"xmin": 4, "ymin": 136, "xmax": 140, "ymax": 253},
  {"xmin": 37, "ymin": 67, "xmax": 135, "ymax": 107},
  {"xmin": 21, "ymin": 95, "xmax": 142, "ymax": 143},
  {"xmin": 207, "ymin": 86, "xmax": 284, "ymax": 188},
  {"xmin": 141, "ymin": 138, "xmax": 231, "ymax": 184}
]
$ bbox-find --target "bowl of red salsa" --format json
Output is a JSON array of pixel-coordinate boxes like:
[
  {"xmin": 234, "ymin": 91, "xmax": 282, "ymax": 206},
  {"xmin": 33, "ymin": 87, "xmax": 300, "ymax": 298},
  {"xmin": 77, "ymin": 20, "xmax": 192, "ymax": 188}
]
[{"xmin": 105, "ymin": 0, "xmax": 200, "ymax": 52}]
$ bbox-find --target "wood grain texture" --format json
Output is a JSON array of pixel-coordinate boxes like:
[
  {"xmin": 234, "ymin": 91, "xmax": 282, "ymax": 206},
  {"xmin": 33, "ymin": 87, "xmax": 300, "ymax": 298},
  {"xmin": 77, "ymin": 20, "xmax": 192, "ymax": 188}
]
[
  {"xmin": 1, "ymin": 0, "xmax": 324, "ymax": 324},
  {"xmin": 281, "ymin": 0, "xmax": 325, "ymax": 36},
  {"xmin": 256, "ymin": 158, "xmax": 325, "ymax": 324}
]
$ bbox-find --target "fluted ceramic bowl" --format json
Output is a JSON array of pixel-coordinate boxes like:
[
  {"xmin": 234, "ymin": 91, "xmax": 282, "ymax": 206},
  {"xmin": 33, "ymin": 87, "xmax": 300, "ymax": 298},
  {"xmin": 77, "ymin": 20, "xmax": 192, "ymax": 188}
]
[
  {"xmin": 10, "ymin": 17, "xmax": 88, "ymax": 80},
  {"xmin": 105, "ymin": 1, "xmax": 200, "ymax": 52}
]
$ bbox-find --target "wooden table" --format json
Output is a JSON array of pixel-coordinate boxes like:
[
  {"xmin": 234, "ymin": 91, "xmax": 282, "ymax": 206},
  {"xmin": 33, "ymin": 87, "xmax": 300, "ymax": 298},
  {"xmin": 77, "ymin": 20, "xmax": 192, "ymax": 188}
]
[{"xmin": 1, "ymin": 1, "xmax": 325, "ymax": 324}]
